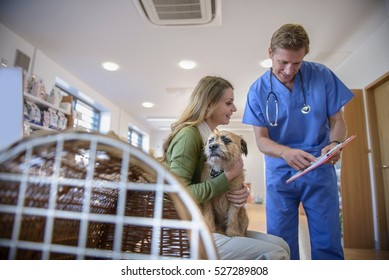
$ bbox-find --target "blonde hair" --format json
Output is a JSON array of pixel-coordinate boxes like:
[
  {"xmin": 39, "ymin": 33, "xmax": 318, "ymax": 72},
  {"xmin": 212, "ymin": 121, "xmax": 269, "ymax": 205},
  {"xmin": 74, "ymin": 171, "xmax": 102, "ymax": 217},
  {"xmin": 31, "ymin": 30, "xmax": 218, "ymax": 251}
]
[
  {"xmin": 270, "ymin": 23, "xmax": 310, "ymax": 55},
  {"xmin": 162, "ymin": 76, "xmax": 233, "ymax": 161}
]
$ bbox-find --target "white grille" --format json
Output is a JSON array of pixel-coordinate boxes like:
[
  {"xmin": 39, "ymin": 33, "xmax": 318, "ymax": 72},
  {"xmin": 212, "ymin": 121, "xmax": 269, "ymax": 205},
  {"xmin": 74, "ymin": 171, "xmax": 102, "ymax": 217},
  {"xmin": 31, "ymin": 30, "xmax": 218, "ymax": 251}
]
[{"xmin": 134, "ymin": 0, "xmax": 217, "ymax": 26}]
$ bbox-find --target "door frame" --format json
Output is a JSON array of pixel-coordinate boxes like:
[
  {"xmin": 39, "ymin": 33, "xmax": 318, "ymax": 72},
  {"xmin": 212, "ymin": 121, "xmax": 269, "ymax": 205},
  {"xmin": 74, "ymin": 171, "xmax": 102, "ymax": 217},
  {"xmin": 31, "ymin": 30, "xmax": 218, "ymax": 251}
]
[{"xmin": 365, "ymin": 71, "xmax": 389, "ymax": 250}]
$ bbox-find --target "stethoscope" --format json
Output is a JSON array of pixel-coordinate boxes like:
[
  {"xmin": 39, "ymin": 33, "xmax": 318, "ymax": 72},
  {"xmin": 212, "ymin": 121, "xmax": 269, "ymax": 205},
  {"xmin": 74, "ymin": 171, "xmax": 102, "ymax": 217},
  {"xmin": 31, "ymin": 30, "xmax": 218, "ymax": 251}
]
[{"xmin": 266, "ymin": 69, "xmax": 311, "ymax": 126}]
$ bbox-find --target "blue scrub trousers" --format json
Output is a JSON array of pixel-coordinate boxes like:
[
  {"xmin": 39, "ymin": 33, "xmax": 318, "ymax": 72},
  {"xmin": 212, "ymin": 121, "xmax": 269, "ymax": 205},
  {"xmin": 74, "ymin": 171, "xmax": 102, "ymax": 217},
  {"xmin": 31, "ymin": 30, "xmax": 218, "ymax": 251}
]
[{"xmin": 265, "ymin": 167, "xmax": 344, "ymax": 260}]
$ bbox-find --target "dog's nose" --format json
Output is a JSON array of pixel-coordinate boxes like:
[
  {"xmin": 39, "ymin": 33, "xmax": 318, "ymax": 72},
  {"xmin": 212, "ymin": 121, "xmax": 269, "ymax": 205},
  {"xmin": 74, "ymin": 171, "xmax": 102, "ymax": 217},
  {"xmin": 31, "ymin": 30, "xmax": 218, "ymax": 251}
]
[{"xmin": 209, "ymin": 144, "xmax": 218, "ymax": 152}]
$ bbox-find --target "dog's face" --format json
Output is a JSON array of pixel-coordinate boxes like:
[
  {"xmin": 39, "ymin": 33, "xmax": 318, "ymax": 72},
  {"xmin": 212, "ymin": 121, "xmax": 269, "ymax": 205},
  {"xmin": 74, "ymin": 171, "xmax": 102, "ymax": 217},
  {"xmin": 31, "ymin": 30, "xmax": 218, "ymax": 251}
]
[{"xmin": 204, "ymin": 130, "xmax": 247, "ymax": 171}]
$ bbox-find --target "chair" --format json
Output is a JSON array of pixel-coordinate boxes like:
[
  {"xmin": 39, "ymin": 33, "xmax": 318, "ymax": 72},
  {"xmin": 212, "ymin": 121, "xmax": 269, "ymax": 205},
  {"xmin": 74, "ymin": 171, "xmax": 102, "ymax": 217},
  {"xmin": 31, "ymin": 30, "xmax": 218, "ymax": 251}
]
[{"xmin": 0, "ymin": 131, "xmax": 218, "ymax": 260}]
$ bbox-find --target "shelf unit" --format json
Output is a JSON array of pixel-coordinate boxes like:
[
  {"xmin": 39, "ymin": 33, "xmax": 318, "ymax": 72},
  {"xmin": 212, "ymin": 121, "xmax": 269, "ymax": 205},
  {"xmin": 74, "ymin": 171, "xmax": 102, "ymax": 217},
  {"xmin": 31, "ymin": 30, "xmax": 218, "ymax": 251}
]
[
  {"xmin": 1, "ymin": 68, "xmax": 74, "ymax": 150},
  {"xmin": 28, "ymin": 122, "xmax": 56, "ymax": 132},
  {"xmin": 23, "ymin": 91, "xmax": 72, "ymax": 132},
  {"xmin": 24, "ymin": 92, "xmax": 70, "ymax": 115}
]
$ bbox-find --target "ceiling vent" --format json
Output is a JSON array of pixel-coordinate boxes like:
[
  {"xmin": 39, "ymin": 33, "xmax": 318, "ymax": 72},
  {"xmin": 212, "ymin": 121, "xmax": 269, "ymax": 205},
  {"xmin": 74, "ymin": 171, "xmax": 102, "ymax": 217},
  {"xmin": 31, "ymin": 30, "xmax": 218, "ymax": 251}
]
[
  {"xmin": 14, "ymin": 49, "xmax": 31, "ymax": 73},
  {"xmin": 134, "ymin": 0, "xmax": 220, "ymax": 26}
]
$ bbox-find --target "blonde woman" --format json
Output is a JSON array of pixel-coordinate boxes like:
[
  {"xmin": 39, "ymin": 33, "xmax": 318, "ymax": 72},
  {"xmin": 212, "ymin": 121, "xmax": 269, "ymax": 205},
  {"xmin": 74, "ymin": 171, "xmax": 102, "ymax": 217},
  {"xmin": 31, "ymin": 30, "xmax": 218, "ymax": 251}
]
[{"xmin": 163, "ymin": 76, "xmax": 290, "ymax": 260}]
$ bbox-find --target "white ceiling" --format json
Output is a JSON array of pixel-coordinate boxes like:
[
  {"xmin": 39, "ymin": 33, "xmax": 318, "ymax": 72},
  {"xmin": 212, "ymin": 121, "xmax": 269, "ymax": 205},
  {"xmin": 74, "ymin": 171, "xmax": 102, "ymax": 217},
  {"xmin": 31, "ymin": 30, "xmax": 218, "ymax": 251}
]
[{"xmin": 0, "ymin": 0, "xmax": 387, "ymax": 132}]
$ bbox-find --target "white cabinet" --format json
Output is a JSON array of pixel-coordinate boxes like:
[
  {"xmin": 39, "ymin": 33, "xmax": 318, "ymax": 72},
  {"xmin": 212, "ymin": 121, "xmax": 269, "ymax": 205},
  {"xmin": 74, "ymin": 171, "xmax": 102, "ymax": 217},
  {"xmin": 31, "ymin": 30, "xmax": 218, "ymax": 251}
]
[{"xmin": 0, "ymin": 67, "xmax": 23, "ymax": 150}]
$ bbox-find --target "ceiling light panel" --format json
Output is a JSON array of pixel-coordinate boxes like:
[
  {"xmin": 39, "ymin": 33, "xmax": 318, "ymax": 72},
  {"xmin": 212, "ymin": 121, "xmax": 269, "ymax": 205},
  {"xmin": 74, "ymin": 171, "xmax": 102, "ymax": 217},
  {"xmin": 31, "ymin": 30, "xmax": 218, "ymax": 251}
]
[
  {"xmin": 178, "ymin": 60, "xmax": 197, "ymax": 69},
  {"xmin": 102, "ymin": 61, "xmax": 120, "ymax": 71},
  {"xmin": 260, "ymin": 59, "xmax": 272, "ymax": 68},
  {"xmin": 142, "ymin": 102, "xmax": 154, "ymax": 108}
]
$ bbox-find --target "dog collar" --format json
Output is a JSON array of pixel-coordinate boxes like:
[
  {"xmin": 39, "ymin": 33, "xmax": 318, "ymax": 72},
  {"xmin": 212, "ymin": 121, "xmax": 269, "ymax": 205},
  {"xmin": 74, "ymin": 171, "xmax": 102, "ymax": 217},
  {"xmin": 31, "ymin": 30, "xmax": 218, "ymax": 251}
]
[{"xmin": 210, "ymin": 169, "xmax": 223, "ymax": 178}]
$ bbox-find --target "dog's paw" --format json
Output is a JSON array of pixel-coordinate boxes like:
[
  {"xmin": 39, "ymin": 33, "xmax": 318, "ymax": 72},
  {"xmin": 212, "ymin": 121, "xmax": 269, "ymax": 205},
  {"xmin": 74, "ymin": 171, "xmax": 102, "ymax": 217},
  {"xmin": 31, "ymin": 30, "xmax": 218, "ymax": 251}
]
[{"xmin": 207, "ymin": 223, "xmax": 216, "ymax": 233}]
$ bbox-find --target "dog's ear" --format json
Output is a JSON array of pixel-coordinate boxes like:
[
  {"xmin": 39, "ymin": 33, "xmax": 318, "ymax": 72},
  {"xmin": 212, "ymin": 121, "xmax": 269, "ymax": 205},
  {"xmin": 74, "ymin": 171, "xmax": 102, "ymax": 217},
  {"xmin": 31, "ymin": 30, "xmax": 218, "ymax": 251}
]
[{"xmin": 240, "ymin": 137, "xmax": 248, "ymax": 156}]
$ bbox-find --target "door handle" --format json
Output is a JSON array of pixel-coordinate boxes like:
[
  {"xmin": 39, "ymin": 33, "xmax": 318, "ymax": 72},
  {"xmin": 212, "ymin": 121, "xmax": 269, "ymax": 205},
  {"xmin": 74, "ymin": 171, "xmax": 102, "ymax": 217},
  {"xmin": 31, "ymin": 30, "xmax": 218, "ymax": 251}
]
[{"xmin": 381, "ymin": 165, "xmax": 388, "ymax": 169}]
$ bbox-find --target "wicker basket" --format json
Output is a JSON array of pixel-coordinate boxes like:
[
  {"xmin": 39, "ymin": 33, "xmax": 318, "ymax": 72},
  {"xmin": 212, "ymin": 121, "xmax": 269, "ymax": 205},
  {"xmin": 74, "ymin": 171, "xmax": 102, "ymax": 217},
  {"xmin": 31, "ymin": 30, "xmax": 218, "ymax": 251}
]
[{"xmin": 0, "ymin": 132, "xmax": 217, "ymax": 260}]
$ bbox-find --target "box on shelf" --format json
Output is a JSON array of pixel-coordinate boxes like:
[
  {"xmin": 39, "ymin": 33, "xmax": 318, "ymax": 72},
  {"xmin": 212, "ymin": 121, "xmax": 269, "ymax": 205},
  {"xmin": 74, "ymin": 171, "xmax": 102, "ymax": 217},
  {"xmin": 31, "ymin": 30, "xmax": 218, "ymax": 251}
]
[
  {"xmin": 61, "ymin": 95, "xmax": 74, "ymax": 129},
  {"xmin": 47, "ymin": 87, "xmax": 63, "ymax": 107},
  {"xmin": 27, "ymin": 75, "xmax": 46, "ymax": 100}
]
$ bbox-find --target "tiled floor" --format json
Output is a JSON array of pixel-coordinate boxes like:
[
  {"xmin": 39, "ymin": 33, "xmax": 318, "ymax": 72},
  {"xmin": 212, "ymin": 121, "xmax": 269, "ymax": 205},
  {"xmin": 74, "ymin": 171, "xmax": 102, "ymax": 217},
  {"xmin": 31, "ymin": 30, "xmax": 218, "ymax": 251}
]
[{"xmin": 246, "ymin": 203, "xmax": 389, "ymax": 260}]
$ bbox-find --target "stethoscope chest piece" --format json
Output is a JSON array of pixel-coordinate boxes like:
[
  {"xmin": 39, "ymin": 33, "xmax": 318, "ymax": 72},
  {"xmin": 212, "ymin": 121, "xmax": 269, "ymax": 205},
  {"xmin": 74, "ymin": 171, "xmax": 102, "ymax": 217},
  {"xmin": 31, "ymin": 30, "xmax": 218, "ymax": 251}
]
[{"xmin": 301, "ymin": 104, "xmax": 311, "ymax": 114}]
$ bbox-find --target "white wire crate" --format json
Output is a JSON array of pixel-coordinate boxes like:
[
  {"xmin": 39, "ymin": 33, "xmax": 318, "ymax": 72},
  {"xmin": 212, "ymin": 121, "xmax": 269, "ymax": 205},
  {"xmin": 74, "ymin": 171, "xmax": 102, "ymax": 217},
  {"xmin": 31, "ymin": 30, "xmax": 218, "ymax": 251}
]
[{"xmin": 0, "ymin": 132, "xmax": 218, "ymax": 260}]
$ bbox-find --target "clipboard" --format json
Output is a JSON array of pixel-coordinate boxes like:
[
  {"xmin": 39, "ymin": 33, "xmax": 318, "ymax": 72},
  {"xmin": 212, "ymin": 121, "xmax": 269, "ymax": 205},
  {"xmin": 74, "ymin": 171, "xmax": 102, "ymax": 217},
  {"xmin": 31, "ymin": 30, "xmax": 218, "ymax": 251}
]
[{"xmin": 286, "ymin": 135, "xmax": 356, "ymax": 184}]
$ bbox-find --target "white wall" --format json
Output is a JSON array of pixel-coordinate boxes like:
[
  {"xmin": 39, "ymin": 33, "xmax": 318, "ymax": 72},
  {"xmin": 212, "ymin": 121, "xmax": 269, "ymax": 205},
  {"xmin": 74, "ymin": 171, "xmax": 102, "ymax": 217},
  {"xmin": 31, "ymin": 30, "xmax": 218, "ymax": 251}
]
[
  {"xmin": 0, "ymin": 24, "xmax": 35, "ymax": 70},
  {"xmin": 149, "ymin": 130, "xmax": 169, "ymax": 158},
  {"xmin": 238, "ymin": 129, "xmax": 266, "ymax": 203},
  {"xmin": 0, "ymin": 22, "xmax": 150, "ymax": 143},
  {"xmin": 335, "ymin": 18, "xmax": 389, "ymax": 88}
]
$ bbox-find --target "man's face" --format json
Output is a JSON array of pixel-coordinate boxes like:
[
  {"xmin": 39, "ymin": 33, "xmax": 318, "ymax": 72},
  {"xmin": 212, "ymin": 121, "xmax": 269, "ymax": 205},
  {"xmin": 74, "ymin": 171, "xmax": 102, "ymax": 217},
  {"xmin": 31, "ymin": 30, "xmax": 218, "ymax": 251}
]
[{"xmin": 269, "ymin": 47, "xmax": 306, "ymax": 85}]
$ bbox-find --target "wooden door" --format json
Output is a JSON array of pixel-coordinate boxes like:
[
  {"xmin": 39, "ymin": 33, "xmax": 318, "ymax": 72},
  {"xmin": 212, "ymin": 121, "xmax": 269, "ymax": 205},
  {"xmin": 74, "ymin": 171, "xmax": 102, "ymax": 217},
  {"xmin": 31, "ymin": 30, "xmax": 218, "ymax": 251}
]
[
  {"xmin": 341, "ymin": 89, "xmax": 374, "ymax": 248},
  {"xmin": 366, "ymin": 72, "xmax": 389, "ymax": 250}
]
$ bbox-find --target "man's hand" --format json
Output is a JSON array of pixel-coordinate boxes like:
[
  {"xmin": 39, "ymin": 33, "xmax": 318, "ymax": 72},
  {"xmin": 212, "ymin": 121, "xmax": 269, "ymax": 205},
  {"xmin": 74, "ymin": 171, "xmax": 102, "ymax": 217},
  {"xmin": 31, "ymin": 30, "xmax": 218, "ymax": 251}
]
[{"xmin": 281, "ymin": 147, "xmax": 317, "ymax": 171}]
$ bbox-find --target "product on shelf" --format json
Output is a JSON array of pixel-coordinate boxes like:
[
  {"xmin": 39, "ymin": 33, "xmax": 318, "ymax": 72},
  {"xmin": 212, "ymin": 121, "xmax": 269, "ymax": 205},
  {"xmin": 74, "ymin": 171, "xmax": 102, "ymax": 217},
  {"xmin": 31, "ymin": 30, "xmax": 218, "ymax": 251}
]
[
  {"xmin": 25, "ymin": 100, "xmax": 41, "ymax": 125},
  {"xmin": 48, "ymin": 87, "xmax": 63, "ymax": 107},
  {"xmin": 48, "ymin": 108, "xmax": 59, "ymax": 129},
  {"xmin": 23, "ymin": 103, "xmax": 29, "ymax": 120},
  {"xmin": 22, "ymin": 69, "xmax": 28, "ymax": 93},
  {"xmin": 27, "ymin": 75, "xmax": 46, "ymax": 100},
  {"xmin": 23, "ymin": 121, "xmax": 31, "ymax": 137},
  {"xmin": 57, "ymin": 112, "xmax": 68, "ymax": 130},
  {"xmin": 60, "ymin": 101, "xmax": 72, "ymax": 114},
  {"xmin": 42, "ymin": 110, "xmax": 50, "ymax": 128}
]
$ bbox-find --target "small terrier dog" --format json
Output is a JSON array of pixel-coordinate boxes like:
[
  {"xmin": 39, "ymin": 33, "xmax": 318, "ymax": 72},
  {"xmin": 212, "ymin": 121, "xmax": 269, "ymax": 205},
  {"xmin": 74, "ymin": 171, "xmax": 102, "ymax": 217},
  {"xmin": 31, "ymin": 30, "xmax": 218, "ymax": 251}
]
[{"xmin": 201, "ymin": 130, "xmax": 249, "ymax": 237}]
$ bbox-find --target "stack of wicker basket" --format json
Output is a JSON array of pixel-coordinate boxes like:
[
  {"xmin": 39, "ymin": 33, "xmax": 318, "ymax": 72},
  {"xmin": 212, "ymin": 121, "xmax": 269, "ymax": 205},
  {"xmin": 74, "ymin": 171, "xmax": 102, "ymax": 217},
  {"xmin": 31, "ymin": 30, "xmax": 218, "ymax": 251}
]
[{"xmin": 0, "ymin": 132, "xmax": 217, "ymax": 260}]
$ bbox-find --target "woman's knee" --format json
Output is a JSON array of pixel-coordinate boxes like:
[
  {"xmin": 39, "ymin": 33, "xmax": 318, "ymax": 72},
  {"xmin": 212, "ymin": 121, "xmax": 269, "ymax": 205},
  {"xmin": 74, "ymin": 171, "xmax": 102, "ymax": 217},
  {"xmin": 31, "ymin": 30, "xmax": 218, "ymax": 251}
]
[{"xmin": 246, "ymin": 230, "xmax": 290, "ymax": 256}]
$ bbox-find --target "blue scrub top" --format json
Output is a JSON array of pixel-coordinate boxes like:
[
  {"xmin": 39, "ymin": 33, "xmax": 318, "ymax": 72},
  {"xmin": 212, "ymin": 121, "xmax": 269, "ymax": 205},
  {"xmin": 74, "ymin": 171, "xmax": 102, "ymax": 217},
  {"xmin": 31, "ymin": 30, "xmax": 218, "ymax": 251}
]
[{"xmin": 242, "ymin": 61, "xmax": 354, "ymax": 171}]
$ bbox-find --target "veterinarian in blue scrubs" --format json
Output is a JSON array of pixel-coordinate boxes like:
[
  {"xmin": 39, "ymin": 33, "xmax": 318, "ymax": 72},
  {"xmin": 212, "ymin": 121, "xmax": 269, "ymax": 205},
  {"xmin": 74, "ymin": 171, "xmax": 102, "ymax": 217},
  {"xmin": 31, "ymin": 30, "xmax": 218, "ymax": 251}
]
[
  {"xmin": 163, "ymin": 76, "xmax": 290, "ymax": 260},
  {"xmin": 242, "ymin": 24, "xmax": 354, "ymax": 260}
]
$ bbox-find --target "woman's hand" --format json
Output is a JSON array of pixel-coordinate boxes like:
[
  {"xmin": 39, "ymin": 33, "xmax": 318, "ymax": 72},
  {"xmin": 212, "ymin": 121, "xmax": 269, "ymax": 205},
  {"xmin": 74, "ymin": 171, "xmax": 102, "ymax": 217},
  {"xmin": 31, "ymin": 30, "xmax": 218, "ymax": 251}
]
[
  {"xmin": 224, "ymin": 157, "xmax": 244, "ymax": 181},
  {"xmin": 226, "ymin": 184, "xmax": 250, "ymax": 208}
]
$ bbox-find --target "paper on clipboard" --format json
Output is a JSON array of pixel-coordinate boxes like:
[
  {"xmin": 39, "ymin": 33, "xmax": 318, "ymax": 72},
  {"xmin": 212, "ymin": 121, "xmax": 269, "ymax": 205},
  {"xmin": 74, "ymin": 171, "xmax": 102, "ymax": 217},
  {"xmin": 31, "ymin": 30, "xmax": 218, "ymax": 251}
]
[{"xmin": 286, "ymin": 135, "xmax": 356, "ymax": 184}]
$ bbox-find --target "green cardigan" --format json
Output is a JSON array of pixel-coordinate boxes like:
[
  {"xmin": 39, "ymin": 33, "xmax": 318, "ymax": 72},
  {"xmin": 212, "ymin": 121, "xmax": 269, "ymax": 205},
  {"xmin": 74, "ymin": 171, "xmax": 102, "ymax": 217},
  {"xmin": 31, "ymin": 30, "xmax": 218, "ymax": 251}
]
[{"xmin": 164, "ymin": 126, "xmax": 230, "ymax": 203}]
